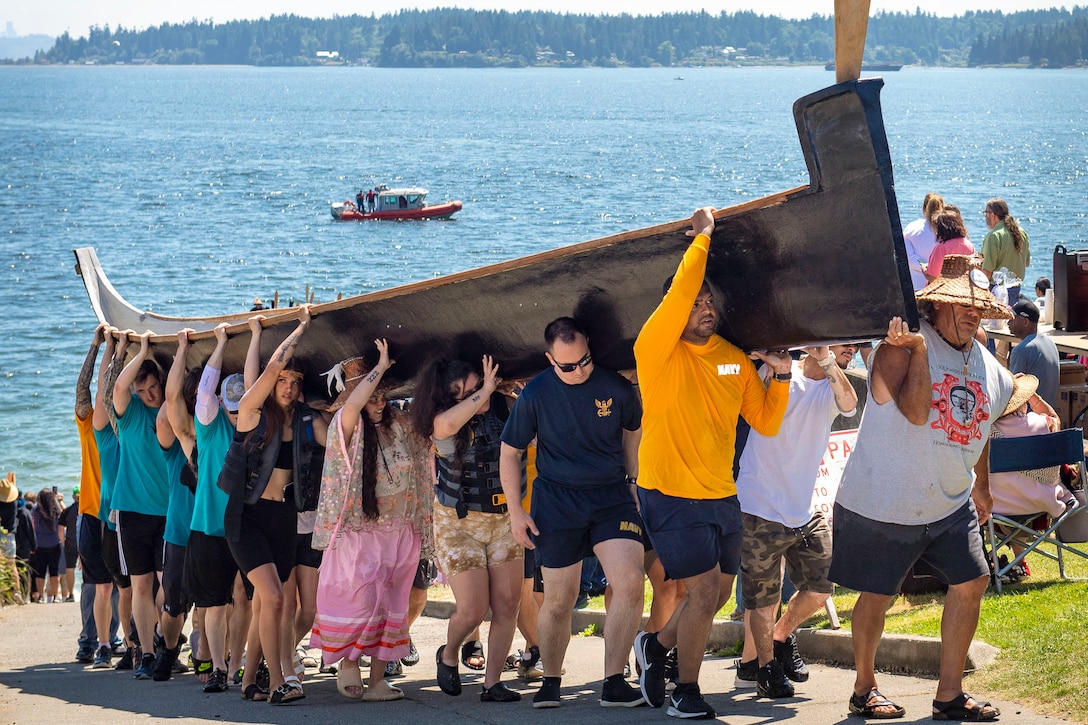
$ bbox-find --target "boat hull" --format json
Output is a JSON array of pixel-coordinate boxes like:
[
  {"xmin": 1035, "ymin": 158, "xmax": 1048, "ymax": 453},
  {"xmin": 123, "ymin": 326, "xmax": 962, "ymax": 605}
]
[
  {"xmin": 75, "ymin": 78, "xmax": 916, "ymax": 407},
  {"xmin": 332, "ymin": 200, "xmax": 462, "ymax": 221}
]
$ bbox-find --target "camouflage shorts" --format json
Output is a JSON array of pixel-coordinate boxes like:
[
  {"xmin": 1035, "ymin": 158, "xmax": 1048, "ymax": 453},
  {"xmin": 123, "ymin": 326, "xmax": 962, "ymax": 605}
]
[
  {"xmin": 740, "ymin": 512, "xmax": 833, "ymax": 610},
  {"xmin": 433, "ymin": 500, "xmax": 523, "ymax": 579}
]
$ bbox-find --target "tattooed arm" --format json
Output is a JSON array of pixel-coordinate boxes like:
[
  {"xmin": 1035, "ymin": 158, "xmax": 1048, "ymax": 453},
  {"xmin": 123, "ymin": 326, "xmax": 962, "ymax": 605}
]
[
  {"xmin": 236, "ymin": 305, "xmax": 311, "ymax": 433},
  {"xmin": 76, "ymin": 324, "xmax": 107, "ymax": 421}
]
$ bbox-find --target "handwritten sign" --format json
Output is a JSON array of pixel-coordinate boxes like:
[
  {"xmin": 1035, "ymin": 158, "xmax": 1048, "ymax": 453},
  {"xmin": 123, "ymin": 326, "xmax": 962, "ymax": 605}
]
[{"xmin": 812, "ymin": 428, "xmax": 858, "ymax": 525}]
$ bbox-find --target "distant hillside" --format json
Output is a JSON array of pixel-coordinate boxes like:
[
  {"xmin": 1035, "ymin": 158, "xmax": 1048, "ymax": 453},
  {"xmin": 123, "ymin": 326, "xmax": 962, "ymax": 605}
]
[
  {"xmin": 17, "ymin": 8, "xmax": 1088, "ymax": 68},
  {"xmin": 0, "ymin": 34, "xmax": 55, "ymax": 61}
]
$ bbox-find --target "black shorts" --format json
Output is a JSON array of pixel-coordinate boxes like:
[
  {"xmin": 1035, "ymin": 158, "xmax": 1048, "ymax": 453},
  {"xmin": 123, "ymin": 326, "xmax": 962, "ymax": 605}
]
[
  {"xmin": 525, "ymin": 547, "xmax": 544, "ymax": 594},
  {"xmin": 117, "ymin": 511, "xmax": 166, "ymax": 577},
  {"xmin": 638, "ymin": 487, "xmax": 742, "ymax": 580},
  {"xmin": 829, "ymin": 500, "xmax": 989, "ymax": 597},
  {"xmin": 161, "ymin": 541, "xmax": 192, "ymax": 616},
  {"xmin": 531, "ymin": 481, "xmax": 644, "ymax": 569},
  {"xmin": 412, "ymin": 558, "xmax": 437, "ymax": 590},
  {"xmin": 77, "ymin": 514, "xmax": 113, "ymax": 586},
  {"xmin": 64, "ymin": 546, "xmax": 79, "ymax": 570},
  {"xmin": 294, "ymin": 531, "xmax": 323, "ymax": 570},
  {"xmin": 32, "ymin": 545, "xmax": 62, "ymax": 578},
  {"xmin": 185, "ymin": 530, "xmax": 238, "ymax": 608},
  {"xmin": 101, "ymin": 526, "xmax": 131, "ymax": 589},
  {"xmin": 227, "ymin": 498, "xmax": 296, "ymax": 583}
]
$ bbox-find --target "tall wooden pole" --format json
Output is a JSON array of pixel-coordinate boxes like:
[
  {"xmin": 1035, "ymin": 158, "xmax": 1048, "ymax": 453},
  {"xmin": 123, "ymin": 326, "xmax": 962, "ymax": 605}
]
[{"xmin": 835, "ymin": 0, "xmax": 871, "ymax": 83}]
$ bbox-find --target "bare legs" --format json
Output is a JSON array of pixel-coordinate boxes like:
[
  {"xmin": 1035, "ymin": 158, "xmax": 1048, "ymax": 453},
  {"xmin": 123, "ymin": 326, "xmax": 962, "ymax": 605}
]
[
  {"xmin": 441, "ymin": 559, "xmax": 522, "ymax": 689},
  {"xmin": 655, "ymin": 569, "xmax": 733, "ymax": 685}
]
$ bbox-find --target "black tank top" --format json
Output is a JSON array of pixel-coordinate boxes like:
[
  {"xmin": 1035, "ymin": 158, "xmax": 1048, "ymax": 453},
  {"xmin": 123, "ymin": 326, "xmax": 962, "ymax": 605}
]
[{"xmin": 275, "ymin": 441, "xmax": 293, "ymax": 470}]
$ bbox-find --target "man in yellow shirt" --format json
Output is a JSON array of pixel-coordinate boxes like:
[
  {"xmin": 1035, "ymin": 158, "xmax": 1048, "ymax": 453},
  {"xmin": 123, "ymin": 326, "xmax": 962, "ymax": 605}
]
[{"xmin": 633, "ymin": 207, "xmax": 791, "ymax": 720}]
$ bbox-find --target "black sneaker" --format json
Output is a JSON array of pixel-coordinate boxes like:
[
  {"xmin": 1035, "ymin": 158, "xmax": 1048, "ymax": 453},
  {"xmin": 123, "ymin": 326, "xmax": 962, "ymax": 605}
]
[
  {"xmin": 401, "ymin": 637, "xmax": 420, "ymax": 667},
  {"xmin": 664, "ymin": 647, "xmax": 679, "ymax": 691},
  {"xmin": 601, "ymin": 678, "xmax": 646, "ymax": 707},
  {"xmin": 573, "ymin": 591, "xmax": 590, "ymax": 610},
  {"xmin": 666, "ymin": 683, "xmax": 716, "ymax": 719},
  {"xmin": 773, "ymin": 633, "xmax": 809, "ymax": 682},
  {"xmin": 75, "ymin": 648, "xmax": 95, "ymax": 664},
  {"xmin": 134, "ymin": 652, "xmax": 156, "ymax": 680},
  {"xmin": 203, "ymin": 668, "xmax": 229, "ymax": 693},
  {"xmin": 734, "ymin": 658, "xmax": 758, "ymax": 689},
  {"xmin": 115, "ymin": 646, "xmax": 136, "ymax": 671},
  {"xmin": 633, "ymin": 631, "xmax": 667, "ymax": 708},
  {"xmin": 152, "ymin": 645, "xmax": 181, "ymax": 681},
  {"xmin": 756, "ymin": 659, "xmax": 795, "ymax": 699},
  {"xmin": 532, "ymin": 678, "xmax": 562, "ymax": 709},
  {"xmin": 92, "ymin": 645, "xmax": 112, "ymax": 669}
]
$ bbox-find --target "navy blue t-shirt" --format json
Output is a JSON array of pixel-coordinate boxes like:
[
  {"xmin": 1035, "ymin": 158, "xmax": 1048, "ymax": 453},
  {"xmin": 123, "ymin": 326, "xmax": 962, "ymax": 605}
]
[{"xmin": 502, "ymin": 366, "xmax": 641, "ymax": 488}]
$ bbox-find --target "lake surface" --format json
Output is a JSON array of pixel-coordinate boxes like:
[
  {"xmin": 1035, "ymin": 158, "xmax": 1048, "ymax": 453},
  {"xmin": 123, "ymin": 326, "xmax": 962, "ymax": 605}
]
[{"xmin": 2, "ymin": 65, "xmax": 1086, "ymax": 494}]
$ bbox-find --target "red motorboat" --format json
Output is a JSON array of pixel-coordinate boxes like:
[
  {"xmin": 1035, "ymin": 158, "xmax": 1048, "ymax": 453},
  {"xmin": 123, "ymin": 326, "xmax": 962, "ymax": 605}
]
[{"xmin": 332, "ymin": 186, "xmax": 462, "ymax": 221}]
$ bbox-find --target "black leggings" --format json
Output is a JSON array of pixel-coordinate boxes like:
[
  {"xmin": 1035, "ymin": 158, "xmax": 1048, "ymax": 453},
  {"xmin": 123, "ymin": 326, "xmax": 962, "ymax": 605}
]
[{"xmin": 227, "ymin": 498, "xmax": 296, "ymax": 583}]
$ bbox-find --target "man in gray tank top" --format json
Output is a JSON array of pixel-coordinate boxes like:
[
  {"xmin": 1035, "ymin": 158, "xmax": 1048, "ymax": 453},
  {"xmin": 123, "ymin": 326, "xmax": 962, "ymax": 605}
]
[{"xmin": 829, "ymin": 255, "xmax": 1012, "ymax": 722}]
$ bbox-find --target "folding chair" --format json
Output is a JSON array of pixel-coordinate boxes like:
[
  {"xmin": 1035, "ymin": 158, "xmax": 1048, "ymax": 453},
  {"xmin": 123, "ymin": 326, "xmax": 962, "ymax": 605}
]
[{"xmin": 987, "ymin": 428, "xmax": 1088, "ymax": 593}]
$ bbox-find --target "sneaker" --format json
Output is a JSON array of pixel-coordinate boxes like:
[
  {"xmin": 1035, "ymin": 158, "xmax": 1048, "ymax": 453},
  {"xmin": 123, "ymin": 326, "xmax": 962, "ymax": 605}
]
[
  {"xmin": 517, "ymin": 645, "xmax": 543, "ymax": 680},
  {"xmin": 203, "ymin": 668, "xmax": 229, "ymax": 693},
  {"xmin": 385, "ymin": 658, "xmax": 404, "ymax": 678},
  {"xmin": 664, "ymin": 647, "xmax": 679, "ymax": 692},
  {"xmin": 92, "ymin": 645, "xmax": 112, "ymax": 669},
  {"xmin": 400, "ymin": 637, "xmax": 420, "ymax": 667},
  {"xmin": 756, "ymin": 659, "xmax": 795, "ymax": 699},
  {"xmin": 773, "ymin": 633, "xmax": 809, "ymax": 683},
  {"xmin": 63, "ymin": 595, "xmax": 75, "ymax": 603},
  {"xmin": 134, "ymin": 652, "xmax": 156, "ymax": 680},
  {"xmin": 115, "ymin": 646, "xmax": 137, "ymax": 671},
  {"xmin": 75, "ymin": 648, "xmax": 95, "ymax": 664},
  {"xmin": 601, "ymin": 678, "xmax": 646, "ymax": 707},
  {"xmin": 734, "ymin": 658, "xmax": 758, "ymax": 689},
  {"xmin": 573, "ymin": 590, "xmax": 590, "ymax": 610},
  {"xmin": 152, "ymin": 645, "xmax": 181, "ymax": 681},
  {"xmin": 633, "ymin": 631, "xmax": 667, "ymax": 708},
  {"xmin": 666, "ymin": 683, "xmax": 716, "ymax": 719},
  {"xmin": 532, "ymin": 678, "xmax": 562, "ymax": 709}
]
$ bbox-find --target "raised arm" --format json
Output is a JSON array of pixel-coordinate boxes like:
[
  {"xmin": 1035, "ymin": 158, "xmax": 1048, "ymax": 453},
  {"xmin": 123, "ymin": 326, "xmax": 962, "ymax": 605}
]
[
  {"xmin": 432, "ymin": 355, "xmax": 499, "ymax": 442},
  {"xmin": 91, "ymin": 328, "xmax": 117, "ymax": 431},
  {"xmin": 103, "ymin": 331, "xmax": 131, "ymax": 434},
  {"xmin": 164, "ymin": 330, "xmax": 195, "ymax": 456},
  {"xmin": 339, "ymin": 339, "xmax": 393, "ymax": 440},
  {"xmin": 196, "ymin": 323, "xmax": 229, "ymax": 427},
  {"xmin": 869, "ymin": 317, "xmax": 931, "ymax": 425},
  {"xmin": 803, "ymin": 345, "xmax": 859, "ymax": 415},
  {"xmin": 244, "ymin": 315, "xmax": 265, "ymax": 390},
  {"xmin": 113, "ymin": 331, "xmax": 152, "ymax": 417},
  {"xmin": 76, "ymin": 324, "xmax": 107, "ymax": 421},
  {"xmin": 237, "ymin": 306, "xmax": 311, "ymax": 431}
]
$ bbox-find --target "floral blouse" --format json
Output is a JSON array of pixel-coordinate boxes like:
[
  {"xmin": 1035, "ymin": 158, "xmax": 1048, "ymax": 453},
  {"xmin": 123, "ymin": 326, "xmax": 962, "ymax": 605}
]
[{"xmin": 312, "ymin": 408, "xmax": 434, "ymax": 556}]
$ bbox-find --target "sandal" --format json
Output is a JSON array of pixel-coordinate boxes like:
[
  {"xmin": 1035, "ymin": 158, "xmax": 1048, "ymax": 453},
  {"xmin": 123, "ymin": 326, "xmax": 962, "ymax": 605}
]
[
  {"xmin": 932, "ymin": 693, "xmax": 1000, "ymax": 721},
  {"xmin": 481, "ymin": 681, "xmax": 522, "ymax": 702},
  {"xmin": 848, "ymin": 688, "xmax": 906, "ymax": 719},
  {"xmin": 193, "ymin": 657, "xmax": 213, "ymax": 678},
  {"xmin": 336, "ymin": 663, "xmax": 364, "ymax": 700},
  {"xmin": 436, "ymin": 644, "xmax": 462, "ymax": 696},
  {"xmin": 362, "ymin": 679, "xmax": 404, "ymax": 702},
  {"xmin": 241, "ymin": 684, "xmax": 269, "ymax": 701},
  {"xmin": 270, "ymin": 677, "xmax": 305, "ymax": 705},
  {"xmin": 461, "ymin": 639, "xmax": 486, "ymax": 671}
]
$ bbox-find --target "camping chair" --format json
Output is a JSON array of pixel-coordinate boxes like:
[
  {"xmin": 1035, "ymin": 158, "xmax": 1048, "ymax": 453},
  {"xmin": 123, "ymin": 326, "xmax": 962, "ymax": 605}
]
[{"xmin": 987, "ymin": 428, "xmax": 1088, "ymax": 593}]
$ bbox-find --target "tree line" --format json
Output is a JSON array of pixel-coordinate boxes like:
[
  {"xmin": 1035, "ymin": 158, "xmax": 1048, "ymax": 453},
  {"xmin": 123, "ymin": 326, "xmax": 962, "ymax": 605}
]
[{"xmin": 29, "ymin": 7, "xmax": 1088, "ymax": 68}]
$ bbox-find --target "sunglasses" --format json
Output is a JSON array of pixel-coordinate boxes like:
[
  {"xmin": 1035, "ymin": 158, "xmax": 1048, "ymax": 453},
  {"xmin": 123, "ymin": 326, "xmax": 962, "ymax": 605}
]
[{"xmin": 553, "ymin": 352, "xmax": 592, "ymax": 373}]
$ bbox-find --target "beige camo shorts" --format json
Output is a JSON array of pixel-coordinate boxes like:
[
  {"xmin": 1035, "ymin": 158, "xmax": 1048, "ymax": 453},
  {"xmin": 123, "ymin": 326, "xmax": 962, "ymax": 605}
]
[
  {"xmin": 432, "ymin": 500, "xmax": 523, "ymax": 579},
  {"xmin": 740, "ymin": 511, "xmax": 833, "ymax": 610}
]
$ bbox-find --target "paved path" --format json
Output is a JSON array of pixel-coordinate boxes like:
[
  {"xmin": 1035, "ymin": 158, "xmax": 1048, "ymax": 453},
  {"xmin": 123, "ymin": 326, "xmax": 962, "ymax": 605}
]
[{"xmin": 0, "ymin": 598, "xmax": 1069, "ymax": 724}]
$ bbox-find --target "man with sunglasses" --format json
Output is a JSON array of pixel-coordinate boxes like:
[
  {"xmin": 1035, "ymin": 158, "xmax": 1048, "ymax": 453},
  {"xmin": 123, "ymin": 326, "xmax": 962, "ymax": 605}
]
[
  {"xmin": 632, "ymin": 207, "xmax": 792, "ymax": 720},
  {"xmin": 499, "ymin": 316, "xmax": 645, "ymax": 709}
]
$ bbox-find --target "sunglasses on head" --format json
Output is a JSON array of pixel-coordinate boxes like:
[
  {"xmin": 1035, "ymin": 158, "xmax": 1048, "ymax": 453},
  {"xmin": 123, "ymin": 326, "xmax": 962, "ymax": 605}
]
[{"xmin": 553, "ymin": 352, "xmax": 592, "ymax": 373}]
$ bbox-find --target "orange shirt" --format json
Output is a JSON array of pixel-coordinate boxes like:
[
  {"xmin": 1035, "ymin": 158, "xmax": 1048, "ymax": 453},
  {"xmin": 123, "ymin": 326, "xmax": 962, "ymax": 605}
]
[{"xmin": 76, "ymin": 412, "xmax": 102, "ymax": 517}]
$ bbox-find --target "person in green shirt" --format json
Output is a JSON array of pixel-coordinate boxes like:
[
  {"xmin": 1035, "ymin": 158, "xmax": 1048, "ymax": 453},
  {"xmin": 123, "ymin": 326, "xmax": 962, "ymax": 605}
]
[{"xmin": 981, "ymin": 198, "xmax": 1030, "ymax": 305}]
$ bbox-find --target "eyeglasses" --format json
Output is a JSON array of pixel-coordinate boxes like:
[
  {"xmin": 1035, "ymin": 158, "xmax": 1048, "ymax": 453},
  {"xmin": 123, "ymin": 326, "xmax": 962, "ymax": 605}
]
[{"xmin": 553, "ymin": 352, "xmax": 592, "ymax": 373}]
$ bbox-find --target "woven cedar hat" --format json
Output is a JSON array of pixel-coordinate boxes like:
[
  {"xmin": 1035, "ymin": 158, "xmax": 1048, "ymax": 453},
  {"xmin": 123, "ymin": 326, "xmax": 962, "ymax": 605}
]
[
  {"xmin": 916, "ymin": 254, "xmax": 1012, "ymax": 320},
  {"xmin": 1001, "ymin": 373, "xmax": 1039, "ymax": 418}
]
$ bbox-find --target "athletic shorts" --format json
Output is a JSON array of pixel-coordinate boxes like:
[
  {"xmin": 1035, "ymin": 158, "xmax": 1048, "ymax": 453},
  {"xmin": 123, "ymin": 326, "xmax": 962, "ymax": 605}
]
[
  {"xmin": 531, "ymin": 481, "xmax": 643, "ymax": 569},
  {"xmin": 638, "ymin": 488, "xmax": 742, "ymax": 580},
  {"xmin": 32, "ymin": 545, "xmax": 62, "ymax": 578},
  {"xmin": 829, "ymin": 500, "xmax": 989, "ymax": 597},
  {"xmin": 740, "ymin": 512, "xmax": 833, "ymax": 610},
  {"xmin": 432, "ymin": 501, "xmax": 522, "ymax": 579},
  {"xmin": 117, "ymin": 511, "xmax": 166, "ymax": 577},
  {"xmin": 101, "ymin": 526, "xmax": 131, "ymax": 588},
  {"xmin": 161, "ymin": 541, "xmax": 193, "ymax": 616},
  {"xmin": 77, "ymin": 514, "xmax": 113, "ymax": 585},
  {"xmin": 185, "ymin": 530, "xmax": 238, "ymax": 608},
  {"xmin": 294, "ymin": 531, "xmax": 323, "ymax": 570},
  {"xmin": 412, "ymin": 558, "xmax": 438, "ymax": 590},
  {"xmin": 227, "ymin": 498, "xmax": 296, "ymax": 583}
]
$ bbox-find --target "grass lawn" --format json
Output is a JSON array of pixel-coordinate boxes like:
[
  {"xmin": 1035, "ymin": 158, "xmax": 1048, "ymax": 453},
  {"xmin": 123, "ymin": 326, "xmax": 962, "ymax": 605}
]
[{"xmin": 428, "ymin": 542, "xmax": 1088, "ymax": 723}]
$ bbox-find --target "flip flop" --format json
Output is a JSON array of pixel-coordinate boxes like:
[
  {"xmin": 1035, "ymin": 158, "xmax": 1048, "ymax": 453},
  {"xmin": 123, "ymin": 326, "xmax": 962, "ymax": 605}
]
[
  {"xmin": 932, "ymin": 693, "xmax": 1000, "ymax": 721},
  {"xmin": 461, "ymin": 640, "xmax": 486, "ymax": 671},
  {"xmin": 336, "ymin": 663, "xmax": 364, "ymax": 700},
  {"xmin": 848, "ymin": 688, "xmax": 906, "ymax": 719}
]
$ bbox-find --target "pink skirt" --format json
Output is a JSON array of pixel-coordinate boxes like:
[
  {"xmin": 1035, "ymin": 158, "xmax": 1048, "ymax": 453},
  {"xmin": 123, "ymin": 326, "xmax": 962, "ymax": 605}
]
[{"xmin": 310, "ymin": 525, "xmax": 421, "ymax": 664}]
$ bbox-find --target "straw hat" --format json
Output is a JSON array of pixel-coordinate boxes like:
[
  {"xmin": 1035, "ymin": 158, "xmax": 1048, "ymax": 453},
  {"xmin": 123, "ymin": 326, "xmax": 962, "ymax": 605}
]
[
  {"xmin": 0, "ymin": 473, "xmax": 17, "ymax": 504},
  {"xmin": 1001, "ymin": 373, "xmax": 1039, "ymax": 418},
  {"xmin": 916, "ymin": 254, "xmax": 1012, "ymax": 320}
]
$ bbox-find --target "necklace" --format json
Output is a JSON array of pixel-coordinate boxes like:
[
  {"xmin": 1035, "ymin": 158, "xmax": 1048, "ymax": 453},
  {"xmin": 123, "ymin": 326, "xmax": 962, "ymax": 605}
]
[{"xmin": 933, "ymin": 325, "xmax": 972, "ymax": 382}]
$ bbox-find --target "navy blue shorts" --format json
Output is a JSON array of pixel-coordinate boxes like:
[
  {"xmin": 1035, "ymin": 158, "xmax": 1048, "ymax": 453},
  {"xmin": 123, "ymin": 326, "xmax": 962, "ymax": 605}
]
[
  {"xmin": 829, "ymin": 500, "xmax": 989, "ymax": 597},
  {"xmin": 637, "ymin": 488, "xmax": 742, "ymax": 580},
  {"xmin": 531, "ymin": 481, "xmax": 643, "ymax": 569},
  {"xmin": 77, "ymin": 514, "xmax": 113, "ymax": 586}
]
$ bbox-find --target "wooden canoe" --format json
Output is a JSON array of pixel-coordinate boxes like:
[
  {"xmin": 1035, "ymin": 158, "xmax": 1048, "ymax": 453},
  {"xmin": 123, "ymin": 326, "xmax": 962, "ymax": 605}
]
[{"xmin": 74, "ymin": 77, "xmax": 917, "ymax": 407}]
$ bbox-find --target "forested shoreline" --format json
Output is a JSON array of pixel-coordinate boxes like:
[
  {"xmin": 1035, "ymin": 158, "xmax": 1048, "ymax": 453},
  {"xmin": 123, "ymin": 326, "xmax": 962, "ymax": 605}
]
[{"xmin": 12, "ymin": 7, "xmax": 1088, "ymax": 68}]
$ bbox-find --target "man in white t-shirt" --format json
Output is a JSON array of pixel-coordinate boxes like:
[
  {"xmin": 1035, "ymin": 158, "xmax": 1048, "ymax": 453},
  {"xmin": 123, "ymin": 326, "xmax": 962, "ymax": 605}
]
[{"xmin": 733, "ymin": 344, "xmax": 858, "ymax": 699}]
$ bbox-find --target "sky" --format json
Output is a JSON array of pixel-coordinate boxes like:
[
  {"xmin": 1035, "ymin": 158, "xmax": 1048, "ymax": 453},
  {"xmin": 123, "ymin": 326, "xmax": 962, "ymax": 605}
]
[{"xmin": 5, "ymin": 0, "xmax": 1077, "ymax": 39}]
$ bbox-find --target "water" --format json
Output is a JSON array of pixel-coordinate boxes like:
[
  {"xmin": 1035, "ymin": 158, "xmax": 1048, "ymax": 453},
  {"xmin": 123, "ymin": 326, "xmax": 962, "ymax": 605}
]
[{"xmin": 2, "ymin": 65, "xmax": 1086, "ymax": 494}]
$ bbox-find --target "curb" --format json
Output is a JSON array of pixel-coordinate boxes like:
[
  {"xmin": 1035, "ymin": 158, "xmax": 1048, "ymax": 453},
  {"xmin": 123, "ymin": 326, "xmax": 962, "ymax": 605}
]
[{"xmin": 422, "ymin": 600, "xmax": 1000, "ymax": 678}]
